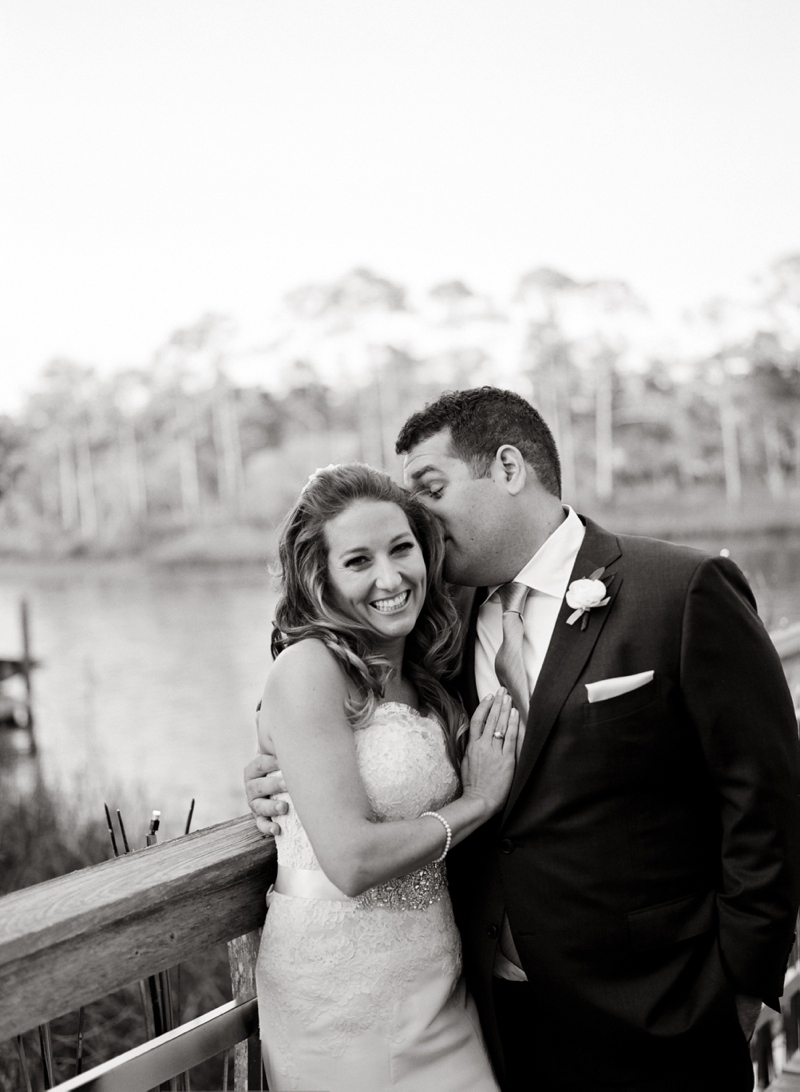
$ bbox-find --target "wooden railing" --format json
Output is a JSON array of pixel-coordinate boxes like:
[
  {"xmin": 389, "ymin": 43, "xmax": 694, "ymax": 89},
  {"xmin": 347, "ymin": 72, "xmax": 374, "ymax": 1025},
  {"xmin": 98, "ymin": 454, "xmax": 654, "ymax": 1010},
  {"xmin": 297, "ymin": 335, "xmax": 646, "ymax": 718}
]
[
  {"xmin": 0, "ymin": 815, "xmax": 275, "ymax": 1090},
  {"xmin": 754, "ymin": 621, "xmax": 800, "ymax": 1090},
  {"xmin": 753, "ymin": 966, "xmax": 800, "ymax": 1090},
  {"xmin": 3, "ymin": 620, "xmax": 800, "ymax": 1091}
]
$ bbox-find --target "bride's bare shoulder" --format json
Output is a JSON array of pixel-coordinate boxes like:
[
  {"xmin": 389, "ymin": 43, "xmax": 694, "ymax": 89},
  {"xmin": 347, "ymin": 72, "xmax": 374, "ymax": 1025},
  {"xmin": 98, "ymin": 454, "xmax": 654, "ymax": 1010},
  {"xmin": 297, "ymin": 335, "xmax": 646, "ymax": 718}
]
[
  {"xmin": 272, "ymin": 636, "xmax": 340, "ymax": 670},
  {"xmin": 266, "ymin": 638, "xmax": 348, "ymax": 702}
]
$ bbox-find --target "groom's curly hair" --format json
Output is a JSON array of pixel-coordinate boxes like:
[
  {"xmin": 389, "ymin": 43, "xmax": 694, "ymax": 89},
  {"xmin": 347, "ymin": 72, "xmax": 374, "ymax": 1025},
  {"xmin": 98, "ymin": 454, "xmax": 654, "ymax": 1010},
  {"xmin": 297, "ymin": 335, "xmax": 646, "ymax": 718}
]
[
  {"xmin": 396, "ymin": 386, "xmax": 562, "ymax": 498},
  {"xmin": 271, "ymin": 463, "xmax": 468, "ymax": 769}
]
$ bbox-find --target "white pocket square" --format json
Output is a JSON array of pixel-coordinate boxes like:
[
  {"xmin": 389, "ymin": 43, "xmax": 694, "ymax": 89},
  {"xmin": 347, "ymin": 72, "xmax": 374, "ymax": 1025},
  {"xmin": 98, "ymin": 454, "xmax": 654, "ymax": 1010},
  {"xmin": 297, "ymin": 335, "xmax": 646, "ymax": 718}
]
[{"xmin": 585, "ymin": 670, "xmax": 655, "ymax": 704}]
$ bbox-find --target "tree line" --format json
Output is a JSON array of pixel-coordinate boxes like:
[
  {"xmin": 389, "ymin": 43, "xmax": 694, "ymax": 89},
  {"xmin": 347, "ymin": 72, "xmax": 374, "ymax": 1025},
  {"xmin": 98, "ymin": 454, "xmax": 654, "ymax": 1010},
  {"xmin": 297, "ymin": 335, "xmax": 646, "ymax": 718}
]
[{"xmin": 1, "ymin": 255, "xmax": 799, "ymax": 552}]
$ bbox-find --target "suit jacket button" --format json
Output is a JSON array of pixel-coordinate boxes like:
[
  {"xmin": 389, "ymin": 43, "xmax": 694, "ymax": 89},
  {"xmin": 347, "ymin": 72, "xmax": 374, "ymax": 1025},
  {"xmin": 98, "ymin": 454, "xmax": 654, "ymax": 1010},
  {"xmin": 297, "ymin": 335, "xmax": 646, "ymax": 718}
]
[
  {"xmin": 500, "ymin": 838, "xmax": 514, "ymax": 854},
  {"xmin": 487, "ymin": 924, "xmax": 499, "ymax": 939}
]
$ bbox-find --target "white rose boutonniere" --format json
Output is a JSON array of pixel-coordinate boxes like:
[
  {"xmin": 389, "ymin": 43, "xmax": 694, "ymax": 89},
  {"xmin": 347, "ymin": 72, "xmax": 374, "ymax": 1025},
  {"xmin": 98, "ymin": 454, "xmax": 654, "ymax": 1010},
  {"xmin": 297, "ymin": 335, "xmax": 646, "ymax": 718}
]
[{"xmin": 566, "ymin": 567, "xmax": 613, "ymax": 630}]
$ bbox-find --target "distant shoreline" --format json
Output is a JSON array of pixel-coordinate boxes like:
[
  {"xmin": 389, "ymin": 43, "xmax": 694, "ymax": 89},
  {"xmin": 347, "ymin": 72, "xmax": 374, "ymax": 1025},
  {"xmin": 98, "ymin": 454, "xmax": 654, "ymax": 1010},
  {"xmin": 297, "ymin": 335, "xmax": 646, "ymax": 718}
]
[
  {"xmin": 0, "ymin": 519, "xmax": 799, "ymax": 569},
  {"xmin": 1, "ymin": 485, "xmax": 799, "ymax": 566}
]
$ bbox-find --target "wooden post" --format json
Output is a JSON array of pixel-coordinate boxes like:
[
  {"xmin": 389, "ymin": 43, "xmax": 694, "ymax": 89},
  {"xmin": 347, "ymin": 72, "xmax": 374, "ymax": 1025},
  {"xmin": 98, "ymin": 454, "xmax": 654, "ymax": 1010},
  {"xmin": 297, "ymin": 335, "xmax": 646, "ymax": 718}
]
[
  {"xmin": 20, "ymin": 599, "xmax": 34, "ymax": 750},
  {"xmin": 787, "ymin": 991, "xmax": 800, "ymax": 1061},
  {"xmin": 754, "ymin": 1019, "xmax": 774, "ymax": 1089},
  {"xmin": 228, "ymin": 929, "xmax": 262, "ymax": 1091},
  {"xmin": 768, "ymin": 1049, "xmax": 800, "ymax": 1090}
]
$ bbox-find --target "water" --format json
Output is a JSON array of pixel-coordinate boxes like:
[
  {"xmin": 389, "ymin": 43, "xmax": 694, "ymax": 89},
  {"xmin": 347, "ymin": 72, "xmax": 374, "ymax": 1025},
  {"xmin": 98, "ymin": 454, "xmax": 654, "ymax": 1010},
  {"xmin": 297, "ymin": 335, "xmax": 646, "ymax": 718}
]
[
  {"xmin": 0, "ymin": 561, "xmax": 277, "ymax": 834},
  {"xmin": 2, "ymin": 535, "xmax": 800, "ymax": 835}
]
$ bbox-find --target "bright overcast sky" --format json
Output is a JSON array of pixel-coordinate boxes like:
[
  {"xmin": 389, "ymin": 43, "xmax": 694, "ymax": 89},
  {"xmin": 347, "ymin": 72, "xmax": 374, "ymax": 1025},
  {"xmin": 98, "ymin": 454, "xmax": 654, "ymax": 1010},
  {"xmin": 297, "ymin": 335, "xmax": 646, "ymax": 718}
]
[{"xmin": 1, "ymin": 0, "xmax": 799, "ymax": 412}]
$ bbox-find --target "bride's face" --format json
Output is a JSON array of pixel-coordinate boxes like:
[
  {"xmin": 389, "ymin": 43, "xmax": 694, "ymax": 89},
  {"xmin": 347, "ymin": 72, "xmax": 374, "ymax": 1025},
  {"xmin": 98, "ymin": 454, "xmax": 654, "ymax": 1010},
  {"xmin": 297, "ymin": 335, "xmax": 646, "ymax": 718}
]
[{"xmin": 324, "ymin": 499, "xmax": 427, "ymax": 645}]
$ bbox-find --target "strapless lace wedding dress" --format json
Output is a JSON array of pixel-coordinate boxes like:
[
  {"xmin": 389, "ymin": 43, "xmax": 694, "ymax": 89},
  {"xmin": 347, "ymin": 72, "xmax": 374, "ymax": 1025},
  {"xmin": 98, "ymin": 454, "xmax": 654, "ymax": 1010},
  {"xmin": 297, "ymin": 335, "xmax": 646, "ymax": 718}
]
[{"xmin": 255, "ymin": 701, "xmax": 498, "ymax": 1091}]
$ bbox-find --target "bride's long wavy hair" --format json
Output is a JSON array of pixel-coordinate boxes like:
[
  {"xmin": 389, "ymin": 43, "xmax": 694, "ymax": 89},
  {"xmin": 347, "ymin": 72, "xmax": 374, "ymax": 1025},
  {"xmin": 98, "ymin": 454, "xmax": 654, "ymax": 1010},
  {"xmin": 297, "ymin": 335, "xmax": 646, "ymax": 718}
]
[{"xmin": 271, "ymin": 463, "xmax": 468, "ymax": 769}]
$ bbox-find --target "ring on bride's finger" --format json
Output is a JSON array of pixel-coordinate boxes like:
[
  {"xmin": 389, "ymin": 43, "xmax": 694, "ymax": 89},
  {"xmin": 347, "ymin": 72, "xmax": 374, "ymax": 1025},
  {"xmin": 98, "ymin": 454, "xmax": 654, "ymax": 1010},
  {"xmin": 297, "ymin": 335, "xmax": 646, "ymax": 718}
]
[{"xmin": 492, "ymin": 730, "xmax": 505, "ymax": 739}]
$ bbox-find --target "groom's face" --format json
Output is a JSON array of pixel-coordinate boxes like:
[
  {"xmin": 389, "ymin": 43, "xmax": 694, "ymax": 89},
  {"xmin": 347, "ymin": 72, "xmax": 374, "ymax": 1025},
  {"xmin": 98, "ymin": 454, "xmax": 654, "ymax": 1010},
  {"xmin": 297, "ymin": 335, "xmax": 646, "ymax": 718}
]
[{"xmin": 402, "ymin": 428, "xmax": 513, "ymax": 587}]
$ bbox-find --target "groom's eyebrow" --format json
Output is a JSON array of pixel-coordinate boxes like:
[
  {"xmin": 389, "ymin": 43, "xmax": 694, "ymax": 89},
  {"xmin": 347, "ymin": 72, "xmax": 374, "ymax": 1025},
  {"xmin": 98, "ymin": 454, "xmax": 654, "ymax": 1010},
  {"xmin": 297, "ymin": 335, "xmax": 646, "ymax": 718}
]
[{"xmin": 407, "ymin": 464, "xmax": 439, "ymax": 485}]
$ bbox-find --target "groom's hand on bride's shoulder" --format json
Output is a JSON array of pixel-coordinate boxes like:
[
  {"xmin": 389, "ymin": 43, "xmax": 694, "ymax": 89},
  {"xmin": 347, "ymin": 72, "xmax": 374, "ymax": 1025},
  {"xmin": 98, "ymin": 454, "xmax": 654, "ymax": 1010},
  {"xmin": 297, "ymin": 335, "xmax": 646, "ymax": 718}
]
[{"xmin": 244, "ymin": 753, "xmax": 288, "ymax": 836}]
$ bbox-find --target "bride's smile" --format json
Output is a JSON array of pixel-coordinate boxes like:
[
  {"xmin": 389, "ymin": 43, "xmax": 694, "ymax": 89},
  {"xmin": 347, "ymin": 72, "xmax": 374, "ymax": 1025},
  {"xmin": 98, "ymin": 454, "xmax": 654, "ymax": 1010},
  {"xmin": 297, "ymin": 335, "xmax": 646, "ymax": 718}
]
[{"xmin": 370, "ymin": 589, "xmax": 411, "ymax": 613}]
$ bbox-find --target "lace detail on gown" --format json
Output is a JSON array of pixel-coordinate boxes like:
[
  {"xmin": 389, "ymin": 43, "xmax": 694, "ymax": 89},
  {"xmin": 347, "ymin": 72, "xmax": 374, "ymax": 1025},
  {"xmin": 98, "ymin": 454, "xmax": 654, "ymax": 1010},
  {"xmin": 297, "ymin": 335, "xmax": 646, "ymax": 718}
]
[
  {"xmin": 256, "ymin": 702, "xmax": 498, "ymax": 1091},
  {"xmin": 273, "ymin": 703, "xmax": 457, "ymax": 869}
]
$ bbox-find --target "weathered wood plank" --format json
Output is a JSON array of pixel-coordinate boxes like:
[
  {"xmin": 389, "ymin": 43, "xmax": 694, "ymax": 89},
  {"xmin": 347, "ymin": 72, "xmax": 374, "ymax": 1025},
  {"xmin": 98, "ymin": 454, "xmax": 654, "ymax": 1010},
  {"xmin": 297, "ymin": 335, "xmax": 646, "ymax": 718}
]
[
  {"xmin": 228, "ymin": 930, "xmax": 262, "ymax": 1091},
  {"xmin": 0, "ymin": 815, "xmax": 275, "ymax": 1041},
  {"xmin": 769, "ymin": 1049, "xmax": 800, "ymax": 1090}
]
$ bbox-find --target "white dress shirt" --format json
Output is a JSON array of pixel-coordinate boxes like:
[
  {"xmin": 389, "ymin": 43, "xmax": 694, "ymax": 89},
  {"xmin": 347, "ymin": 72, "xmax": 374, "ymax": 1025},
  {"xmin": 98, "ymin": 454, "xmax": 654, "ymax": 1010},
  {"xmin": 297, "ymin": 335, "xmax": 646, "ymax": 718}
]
[
  {"xmin": 473, "ymin": 505, "xmax": 586, "ymax": 980},
  {"xmin": 475, "ymin": 505, "xmax": 586, "ymax": 711}
]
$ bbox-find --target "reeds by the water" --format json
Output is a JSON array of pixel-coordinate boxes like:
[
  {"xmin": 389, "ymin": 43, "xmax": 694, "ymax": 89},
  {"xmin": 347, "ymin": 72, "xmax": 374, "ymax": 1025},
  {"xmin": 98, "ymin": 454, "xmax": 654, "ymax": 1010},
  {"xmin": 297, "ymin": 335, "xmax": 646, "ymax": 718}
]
[
  {"xmin": 0, "ymin": 775, "xmax": 235, "ymax": 1091},
  {"xmin": 102, "ymin": 802, "xmax": 187, "ymax": 1090},
  {"xmin": 0, "ymin": 772, "xmax": 112, "ymax": 899}
]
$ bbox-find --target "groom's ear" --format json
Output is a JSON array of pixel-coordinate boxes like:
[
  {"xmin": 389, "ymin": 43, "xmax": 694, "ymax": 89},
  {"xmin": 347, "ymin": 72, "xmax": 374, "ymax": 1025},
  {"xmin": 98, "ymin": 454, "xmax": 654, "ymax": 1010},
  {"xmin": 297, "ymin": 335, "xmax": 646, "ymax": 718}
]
[{"xmin": 495, "ymin": 445, "xmax": 527, "ymax": 496}]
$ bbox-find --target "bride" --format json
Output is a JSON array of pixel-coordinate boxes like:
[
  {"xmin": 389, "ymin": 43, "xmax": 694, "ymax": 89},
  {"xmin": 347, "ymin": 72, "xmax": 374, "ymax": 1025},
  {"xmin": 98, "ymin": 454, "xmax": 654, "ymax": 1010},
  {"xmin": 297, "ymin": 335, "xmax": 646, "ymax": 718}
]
[{"xmin": 255, "ymin": 462, "xmax": 519, "ymax": 1091}]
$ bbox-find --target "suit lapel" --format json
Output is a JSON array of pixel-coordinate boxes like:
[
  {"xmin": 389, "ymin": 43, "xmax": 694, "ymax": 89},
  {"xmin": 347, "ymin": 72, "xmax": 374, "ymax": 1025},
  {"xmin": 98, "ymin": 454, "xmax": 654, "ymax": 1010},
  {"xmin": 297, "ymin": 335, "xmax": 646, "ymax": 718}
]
[
  {"xmin": 457, "ymin": 588, "xmax": 482, "ymax": 717},
  {"xmin": 502, "ymin": 517, "xmax": 623, "ymax": 821}
]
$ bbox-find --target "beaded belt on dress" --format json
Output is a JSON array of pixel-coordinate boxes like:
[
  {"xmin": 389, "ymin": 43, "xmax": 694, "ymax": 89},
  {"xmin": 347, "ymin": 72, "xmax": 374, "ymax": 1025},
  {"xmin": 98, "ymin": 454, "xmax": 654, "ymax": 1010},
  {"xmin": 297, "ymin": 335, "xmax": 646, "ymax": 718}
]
[{"xmin": 273, "ymin": 861, "xmax": 447, "ymax": 912}]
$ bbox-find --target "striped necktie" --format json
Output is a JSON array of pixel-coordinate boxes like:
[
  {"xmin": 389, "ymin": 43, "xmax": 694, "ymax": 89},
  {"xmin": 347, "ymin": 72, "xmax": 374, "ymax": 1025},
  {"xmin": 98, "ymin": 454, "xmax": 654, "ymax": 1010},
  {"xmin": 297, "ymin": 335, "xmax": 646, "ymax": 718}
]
[{"xmin": 494, "ymin": 581, "xmax": 531, "ymax": 723}]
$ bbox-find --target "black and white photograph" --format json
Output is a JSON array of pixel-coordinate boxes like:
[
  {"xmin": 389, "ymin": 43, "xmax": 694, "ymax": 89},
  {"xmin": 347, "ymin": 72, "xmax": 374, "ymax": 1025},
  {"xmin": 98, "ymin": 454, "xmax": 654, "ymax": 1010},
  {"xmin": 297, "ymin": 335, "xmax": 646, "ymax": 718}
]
[{"xmin": 2, "ymin": 2, "xmax": 800, "ymax": 1089}]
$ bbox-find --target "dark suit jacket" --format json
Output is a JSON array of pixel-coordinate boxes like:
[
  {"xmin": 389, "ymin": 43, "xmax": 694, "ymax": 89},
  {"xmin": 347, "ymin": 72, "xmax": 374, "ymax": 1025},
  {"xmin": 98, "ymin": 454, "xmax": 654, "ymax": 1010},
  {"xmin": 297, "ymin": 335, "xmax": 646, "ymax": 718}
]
[{"xmin": 447, "ymin": 516, "xmax": 800, "ymax": 1084}]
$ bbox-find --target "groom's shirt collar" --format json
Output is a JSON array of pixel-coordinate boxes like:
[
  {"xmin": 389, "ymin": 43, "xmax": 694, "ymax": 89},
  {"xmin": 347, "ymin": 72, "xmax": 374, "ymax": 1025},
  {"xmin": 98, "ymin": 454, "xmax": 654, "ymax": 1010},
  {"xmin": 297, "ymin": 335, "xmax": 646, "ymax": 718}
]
[
  {"xmin": 475, "ymin": 503, "xmax": 585, "ymax": 704},
  {"xmin": 482, "ymin": 504, "xmax": 585, "ymax": 604}
]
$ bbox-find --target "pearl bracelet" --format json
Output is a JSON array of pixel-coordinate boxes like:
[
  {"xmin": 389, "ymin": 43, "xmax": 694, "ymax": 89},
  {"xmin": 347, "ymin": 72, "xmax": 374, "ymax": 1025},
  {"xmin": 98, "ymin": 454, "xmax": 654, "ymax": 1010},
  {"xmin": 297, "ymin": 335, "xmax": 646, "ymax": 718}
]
[{"xmin": 421, "ymin": 810, "xmax": 452, "ymax": 863}]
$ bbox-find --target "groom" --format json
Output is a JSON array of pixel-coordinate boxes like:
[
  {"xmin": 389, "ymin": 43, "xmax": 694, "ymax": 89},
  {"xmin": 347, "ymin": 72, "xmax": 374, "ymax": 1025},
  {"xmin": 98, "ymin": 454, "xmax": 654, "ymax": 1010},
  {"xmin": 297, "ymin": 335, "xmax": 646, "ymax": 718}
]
[{"xmin": 247, "ymin": 386, "xmax": 800, "ymax": 1091}]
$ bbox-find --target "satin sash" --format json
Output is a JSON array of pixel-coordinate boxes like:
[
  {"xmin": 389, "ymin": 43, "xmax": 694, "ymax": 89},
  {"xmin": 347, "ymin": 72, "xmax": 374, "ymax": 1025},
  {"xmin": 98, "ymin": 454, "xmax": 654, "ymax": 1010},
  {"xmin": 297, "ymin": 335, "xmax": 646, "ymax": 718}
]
[{"xmin": 273, "ymin": 863, "xmax": 351, "ymax": 902}]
